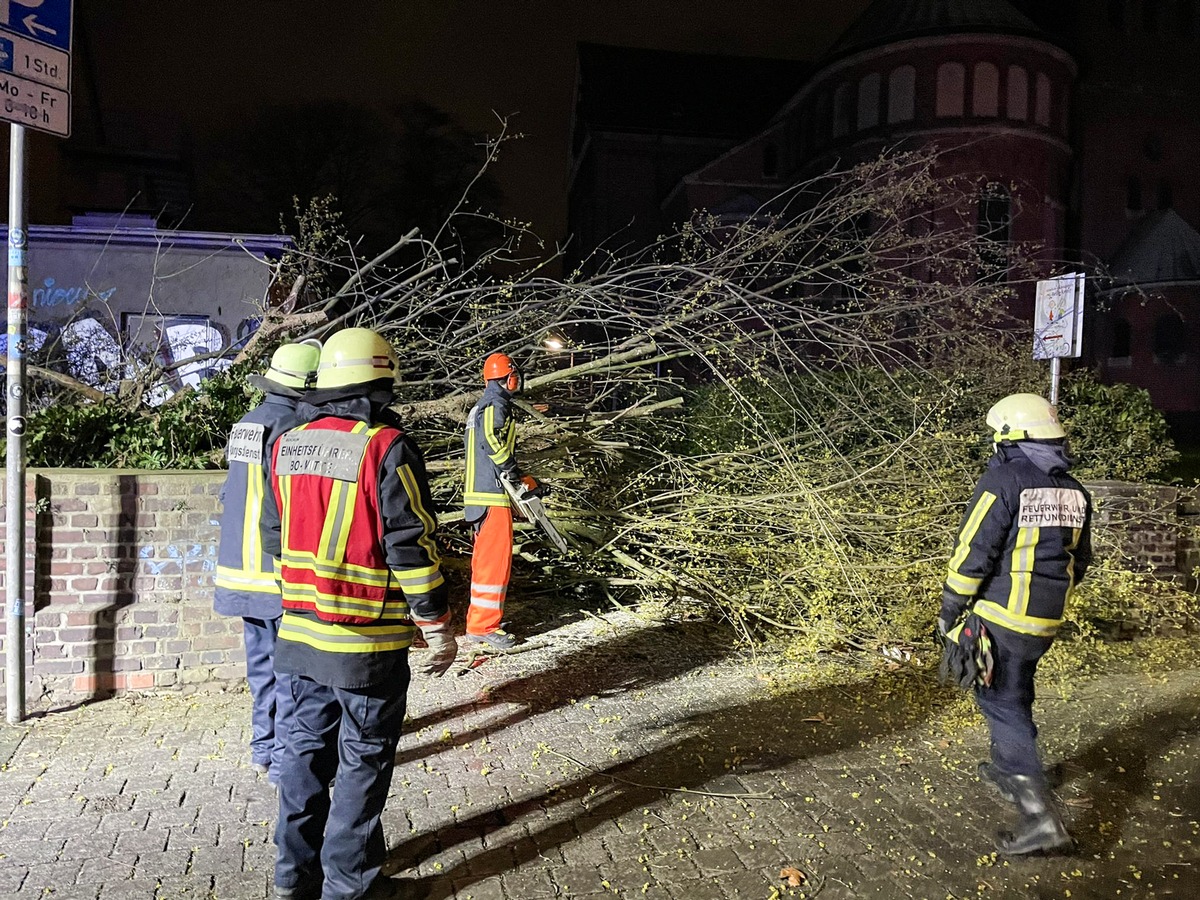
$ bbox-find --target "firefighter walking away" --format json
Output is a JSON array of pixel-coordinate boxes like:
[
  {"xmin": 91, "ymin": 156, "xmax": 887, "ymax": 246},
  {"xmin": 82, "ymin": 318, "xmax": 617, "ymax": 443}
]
[{"xmin": 938, "ymin": 392, "xmax": 1092, "ymax": 856}]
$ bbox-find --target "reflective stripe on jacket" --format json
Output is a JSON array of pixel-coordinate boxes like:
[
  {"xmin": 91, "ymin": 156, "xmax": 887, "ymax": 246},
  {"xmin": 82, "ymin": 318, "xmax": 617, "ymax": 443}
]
[
  {"xmin": 944, "ymin": 445, "xmax": 1092, "ymax": 638},
  {"xmin": 213, "ymin": 394, "xmax": 301, "ymax": 618},
  {"xmin": 274, "ymin": 418, "xmax": 443, "ymax": 626},
  {"xmin": 261, "ymin": 396, "xmax": 450, "ymax": 688},
  {"xmin": 463, "ymin": 381, "xmax": 521, "ymax": 522}
]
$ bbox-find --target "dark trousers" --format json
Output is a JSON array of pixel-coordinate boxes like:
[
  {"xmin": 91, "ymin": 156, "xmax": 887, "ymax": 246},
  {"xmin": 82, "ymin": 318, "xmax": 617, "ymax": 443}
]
[
  {"xmin": 974, "ymin": 624, "xmax": 1054, "ymax": 782},
  {"xmin": 274, "ymin": 671, "xmax": 410, "ymax": 900},
  {"xmin": 243, "ymin": 616, "xmax": 294, "ymax": 774}
]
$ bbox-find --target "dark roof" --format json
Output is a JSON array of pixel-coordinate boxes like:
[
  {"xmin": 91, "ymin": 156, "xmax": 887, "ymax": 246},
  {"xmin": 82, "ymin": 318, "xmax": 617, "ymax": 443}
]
[
  {"xmin": 575, "ymin": 43, "xmax": 809, "ymax": 139},
  {"xmin": 826, "ymin": 0, "xmax": 1044, "ymax": 60},
  {"xmin": 1109, "ymin": 209, "xmax": 1200, "ymax": 286}
]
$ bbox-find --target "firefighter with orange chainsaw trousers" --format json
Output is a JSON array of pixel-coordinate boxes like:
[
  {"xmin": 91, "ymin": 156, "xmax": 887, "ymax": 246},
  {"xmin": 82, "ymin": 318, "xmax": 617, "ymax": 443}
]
[
  {"xmin": 940, "ymin": 393, "xmax": 1092, "ymax": 857},
  {"xmin": 462, "ymin": 352, "xmax": 544, "ymax": 650},
  {"xmin": 260, "ymin": 328, "xmax": 457, "ymax": 900},
  {"xmin": 213, "ymin": 341, "xmax": 320, "ymax": 786}
]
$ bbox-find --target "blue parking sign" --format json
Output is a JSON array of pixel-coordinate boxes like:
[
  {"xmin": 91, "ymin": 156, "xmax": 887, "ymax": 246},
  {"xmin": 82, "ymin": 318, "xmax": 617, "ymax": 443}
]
[{"xmin": 0, "ymin": 0, "xmax": 73, "ymax": 53}]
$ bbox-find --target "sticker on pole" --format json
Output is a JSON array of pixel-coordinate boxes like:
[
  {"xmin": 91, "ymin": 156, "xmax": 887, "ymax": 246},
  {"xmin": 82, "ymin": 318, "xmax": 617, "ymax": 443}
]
[{"xmin": 1033, "ymin": 273, "xmax": 1085, "ymax": 360}]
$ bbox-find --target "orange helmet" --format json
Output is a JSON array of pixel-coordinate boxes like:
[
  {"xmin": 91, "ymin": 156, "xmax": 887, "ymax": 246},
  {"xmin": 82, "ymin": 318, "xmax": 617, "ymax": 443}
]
[{"xmin": 482, "ymin": 353, "xmax": 522, "ymax": 392}]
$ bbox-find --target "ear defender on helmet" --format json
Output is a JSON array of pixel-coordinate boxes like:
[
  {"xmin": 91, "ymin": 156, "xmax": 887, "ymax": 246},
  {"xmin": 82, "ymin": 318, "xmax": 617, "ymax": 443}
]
[{"xmin": 482, "ymin": 353, "xmax": 522, "ymax": 392}]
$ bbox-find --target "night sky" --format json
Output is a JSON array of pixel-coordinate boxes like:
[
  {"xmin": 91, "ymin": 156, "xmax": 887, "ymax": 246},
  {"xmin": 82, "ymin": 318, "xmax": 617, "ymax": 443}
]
[{"xmin": 76, "ymin": 0, "xmax": 878, "ymax": 241}]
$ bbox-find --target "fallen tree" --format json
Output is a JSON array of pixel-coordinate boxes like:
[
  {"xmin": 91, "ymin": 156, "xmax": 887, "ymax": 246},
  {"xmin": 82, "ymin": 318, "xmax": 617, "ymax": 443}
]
[{"xmin": 8, "ymin": 145, "xmax": 1194, "ymax": 649}]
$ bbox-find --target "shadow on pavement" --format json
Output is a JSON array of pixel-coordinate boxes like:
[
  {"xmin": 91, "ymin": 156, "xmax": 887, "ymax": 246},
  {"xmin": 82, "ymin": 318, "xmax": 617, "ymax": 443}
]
[
  {"xmin": 389, "ymin": 667, "xmax": 955, "ymax": 899},
  {"xmin": 396, "ymin": 618, "xmax": 737, "ymax": 766},
  {"xmin": 1063, "ymin": 694, "xmax": 1200, "ymax": 858}
]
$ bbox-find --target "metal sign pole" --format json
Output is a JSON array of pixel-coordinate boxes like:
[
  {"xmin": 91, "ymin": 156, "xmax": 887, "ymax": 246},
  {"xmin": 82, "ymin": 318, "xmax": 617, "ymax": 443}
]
[
  {"xmin": 6, "ymin": 122, "xmax": 29, "ymax": 724},
  {"xmin": 1049, "ymin": 357, "xmax": 1061, "ymax": 406}
]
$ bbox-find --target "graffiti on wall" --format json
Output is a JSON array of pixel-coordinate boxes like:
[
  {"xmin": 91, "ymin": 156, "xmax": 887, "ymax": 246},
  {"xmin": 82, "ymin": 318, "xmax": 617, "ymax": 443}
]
[{"xmin": 1, "ymin": 305, "xmax": 263, "ymax": 404}]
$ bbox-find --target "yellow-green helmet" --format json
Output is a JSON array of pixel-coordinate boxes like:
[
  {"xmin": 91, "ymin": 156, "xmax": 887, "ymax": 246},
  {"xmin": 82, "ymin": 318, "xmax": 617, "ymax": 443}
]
[
  {"xmin": 986, "ymin": 393, "xmax": 1066, "ymax": 442},
  {"xmin": 249, "ymin": 341, "xmax": 321, "ymax": 394},
  {"xmin": 316, "ymin": 328, "xmax": 398, "ymax": 389},
  {"xmin": 267, "ymin": 341, "xmax": 322, "ymax": 388}
]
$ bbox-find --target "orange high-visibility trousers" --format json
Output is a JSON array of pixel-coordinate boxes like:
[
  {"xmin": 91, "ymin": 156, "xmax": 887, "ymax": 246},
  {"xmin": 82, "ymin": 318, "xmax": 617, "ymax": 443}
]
[{"xmin": 466, "ymin": 506, "xmax": 512, "ymax": 635}]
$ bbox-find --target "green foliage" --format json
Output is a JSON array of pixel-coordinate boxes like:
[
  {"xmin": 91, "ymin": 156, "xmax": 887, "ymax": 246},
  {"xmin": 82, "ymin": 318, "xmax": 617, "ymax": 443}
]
[
  {"xmin": 10, "ymin": 367, "xmax": 257, "ymax": 469},
  {"xmin": 1058, "ymin": 373, "xmax": 1180, "ymax": 482},
  {"xmin": 589, "ymin": 357, "xmax": 1194, "ymax": 651}
]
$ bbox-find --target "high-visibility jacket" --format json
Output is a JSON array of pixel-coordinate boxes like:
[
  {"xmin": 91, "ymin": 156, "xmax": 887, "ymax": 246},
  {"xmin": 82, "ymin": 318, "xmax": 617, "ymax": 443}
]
[
  {"xmin": 463, "ymin": 381, "xmax": 523, "ymax": 523},
  {"xmin": 213, "ymin": 393, "xmax": 301, "ymax": 619},
  {"xmin": 261, "ymin": 396, "xmax": 449, "ymax": 689},
  {"xmin": 943, "ymin": 444, "xmax": 1092, "ymax": 639}
]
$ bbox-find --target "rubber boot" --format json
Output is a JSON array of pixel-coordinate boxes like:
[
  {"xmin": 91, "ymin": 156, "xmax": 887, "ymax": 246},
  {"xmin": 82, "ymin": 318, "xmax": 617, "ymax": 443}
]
[
  {"xmin": 978, "ymin": 762, "xmax": 1016, "ymax": 804},
  {"xmin": 995, "ymin": 774, "xmax": 1072, "ymax": 856}
]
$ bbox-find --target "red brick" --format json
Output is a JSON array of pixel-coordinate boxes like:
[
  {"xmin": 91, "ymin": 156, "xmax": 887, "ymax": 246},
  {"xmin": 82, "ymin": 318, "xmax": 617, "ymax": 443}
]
[{"xmin": 50, "ymin": 562, "xmax": 84, "ymax": 576}]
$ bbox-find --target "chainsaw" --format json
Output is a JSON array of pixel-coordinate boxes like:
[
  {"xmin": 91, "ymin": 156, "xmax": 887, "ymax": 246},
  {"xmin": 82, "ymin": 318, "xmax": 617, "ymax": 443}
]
[{"xmin": 502, "ymin": 477, "xmax": 570, "ymax": 554}]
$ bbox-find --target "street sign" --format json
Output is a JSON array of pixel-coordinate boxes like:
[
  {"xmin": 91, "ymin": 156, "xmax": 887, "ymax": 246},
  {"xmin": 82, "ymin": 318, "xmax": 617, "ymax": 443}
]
[
  {"xmin": 1033, "ymin": 272, "xmax": 1084, "ymax": 360},
  {"xmin": 0, "ymin": 0, "xmax": 71, "ymax": 52},
  {"xmin": 0, "ymin": 0, "xmax": 71, "ymax": 137}
]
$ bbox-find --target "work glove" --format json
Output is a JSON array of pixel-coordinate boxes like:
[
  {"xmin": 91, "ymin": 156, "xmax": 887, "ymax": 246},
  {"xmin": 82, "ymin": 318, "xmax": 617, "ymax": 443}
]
[
  {"xmin": 938, "ymin": 614, "xmax": 992, "ymax": 691},
  {"xmin": 416, "ymin": 627, "xmax": 458, "ymax": 678}
]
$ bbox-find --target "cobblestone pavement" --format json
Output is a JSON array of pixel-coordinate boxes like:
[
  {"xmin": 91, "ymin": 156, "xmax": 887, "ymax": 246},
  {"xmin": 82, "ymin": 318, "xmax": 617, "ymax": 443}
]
[{"xmin": 2, "ymin": 612, "xmax": 1198, "ymax": 900}]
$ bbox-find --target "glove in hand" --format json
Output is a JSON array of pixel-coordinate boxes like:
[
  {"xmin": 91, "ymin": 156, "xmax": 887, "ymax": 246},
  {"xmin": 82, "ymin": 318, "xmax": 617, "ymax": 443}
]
[{"xmin": 417, "ymin": 631, "xmax": 458, "ymax": 677}]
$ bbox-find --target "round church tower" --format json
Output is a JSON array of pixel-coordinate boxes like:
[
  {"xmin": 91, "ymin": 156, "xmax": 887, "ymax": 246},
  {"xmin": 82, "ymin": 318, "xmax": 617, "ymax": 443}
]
[{"xmin": 776, "ymin": 0, "xmax": 1076, "ymax": 296}]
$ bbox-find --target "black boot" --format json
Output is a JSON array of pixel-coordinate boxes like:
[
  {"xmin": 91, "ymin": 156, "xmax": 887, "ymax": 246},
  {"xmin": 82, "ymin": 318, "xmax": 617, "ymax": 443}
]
[
  {"xmin": 978, "ymin": 762, "xmax": 1016, "ymax": 803},
  {"xmin": 995, "ymin": 774, "xmax": 1072, "ymax": 856}
]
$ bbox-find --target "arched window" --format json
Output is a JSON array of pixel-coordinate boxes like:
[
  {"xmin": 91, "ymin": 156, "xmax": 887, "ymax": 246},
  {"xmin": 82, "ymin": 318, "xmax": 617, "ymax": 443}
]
[
  {"xmin": 972, "ymin": 62, "xmax": 1000, "ymax": 116},
  {"xmin": 887, "ymin": 65, "xmax": 916, "ymax": 122},
  {"xmin": 977, "ymin": 183, "xmax": 1012, "ymax": 280},
  {"xmin": 857, "ymin": 73, "xmax": 881, "ymax": 129},
  {"xmin": 762, "ymin": 142, "xmax": 780, "ymax": 179},
  {"xmin": 1006, "ymin": 66, "xmax": 1028, "ymax": 120},
  {"xmin": 1127, "ymin": 176, "xmax": 1143, "ymax": 211},
  {"xmin": 1153, "ymin": 313, "xmax": 1187, "ymax": 365},
  {"xmin": 936, "ymin": 63, "xmax": 965, "ymax": 117},
  {"xmin": 1034, "ymin": 72, "xmax": 1052, "ymax": 126},
  {"xmin": 833, "ymin": 82, "xmax": 854, "ymax": 138},
  {"xmin": 1110, "ymin": 318, "xmax": 1132, "ymax": 360}
]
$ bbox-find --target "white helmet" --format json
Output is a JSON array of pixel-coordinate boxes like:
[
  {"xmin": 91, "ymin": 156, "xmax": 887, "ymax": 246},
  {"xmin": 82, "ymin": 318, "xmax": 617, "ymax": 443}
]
[{"xmin": 986, "ymin": 393, "xmax": 1066, "ymax": 442}]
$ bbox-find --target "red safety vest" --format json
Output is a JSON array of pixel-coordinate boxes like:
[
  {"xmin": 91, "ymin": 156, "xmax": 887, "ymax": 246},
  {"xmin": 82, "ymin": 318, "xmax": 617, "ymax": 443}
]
[{"xmin": 272, "ymin": 417, "xmax": 405, "ymax": 625}]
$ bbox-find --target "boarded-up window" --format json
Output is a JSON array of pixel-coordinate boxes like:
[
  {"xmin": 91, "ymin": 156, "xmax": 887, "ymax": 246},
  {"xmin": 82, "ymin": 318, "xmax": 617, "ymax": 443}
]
[
  {"xmin": 1006, "ymin": 66, "xmax": 1029, "ymax": 120},
  {"xmin": 888, "ymin": 65, "xmax": 916, "ymax": 122},
  {"xmin": 1035, "ymin": 72, "xmax": 1052, "ymax": 126},
  {"xmin": 858, "ymin": 73, "xmax": 881, "ymax": 129},
  {"xmin": 936, "ymin": 63, "xmax": 965, "ymax": 117},
  {"xmin": 833, "ymin": 82, "xmax": 854, "ymax": 137},
  {"xmin": 973, "ymin": 62, "xmax": 999, "ymax": 116}
]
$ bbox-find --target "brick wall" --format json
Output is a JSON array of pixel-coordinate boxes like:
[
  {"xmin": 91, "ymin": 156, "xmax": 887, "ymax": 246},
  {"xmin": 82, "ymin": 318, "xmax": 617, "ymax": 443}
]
[{"xmin": 0, "ymin": 469, "xmax": 238, "ymax": 711}]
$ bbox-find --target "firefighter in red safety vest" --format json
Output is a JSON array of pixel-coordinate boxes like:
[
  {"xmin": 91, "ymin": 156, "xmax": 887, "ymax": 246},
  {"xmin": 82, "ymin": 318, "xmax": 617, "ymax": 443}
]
[
  {"xmin": 463, "ymin": 352, "xmax": 545, "ymax": 650},
  {"xmin": 261, "ymin": 328, "xmax": 456, "ymax": 900},
  {"xmin": 940, "ymin": 393, "xmax": 1092, "ymax": 856},
  {"xmin": 213, "ymin": 341, "xmax": 320, "ymax": 785}
]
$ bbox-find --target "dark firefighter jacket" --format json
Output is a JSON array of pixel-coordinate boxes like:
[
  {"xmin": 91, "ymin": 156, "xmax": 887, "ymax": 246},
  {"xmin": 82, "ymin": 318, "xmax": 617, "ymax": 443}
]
[
  {"xmin": 213, "ymin": 392, "xmax": 302, "ymax": 619},
  {"xmin": 942, "ymin": 442, "xmax": 1092, "ymax": 639},
  {"xmin": 260, "ymin": 394, "xmax": 449, "ymax": 689},
  {"xmin": 463, "ymin": 381, "xmax": 523, "ymax": 523}
]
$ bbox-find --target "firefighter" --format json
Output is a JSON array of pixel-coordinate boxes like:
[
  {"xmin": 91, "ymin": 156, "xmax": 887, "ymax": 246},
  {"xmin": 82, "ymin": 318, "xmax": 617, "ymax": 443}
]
[
  {"xmin": 213, "ymin": 341, "xmax": 321, "ymax": 784},
  {"xmin": 940, "ymin": 392, "xmax": 1092, "ymax": 856},
  {"xmin": 261, "ymin": 328, "xmax": 457, "ymax": 900},
  {"xmin": 462, "ymin": 352, "xmax": 544, "ymax": 650}
]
